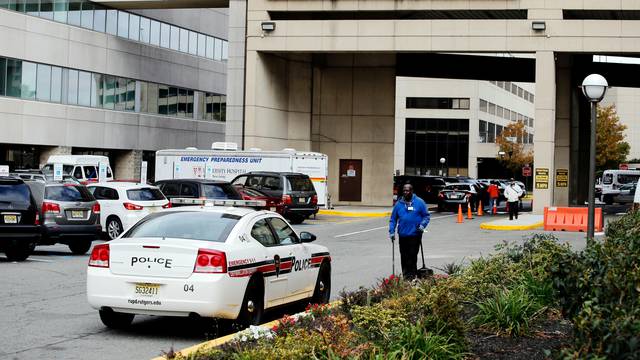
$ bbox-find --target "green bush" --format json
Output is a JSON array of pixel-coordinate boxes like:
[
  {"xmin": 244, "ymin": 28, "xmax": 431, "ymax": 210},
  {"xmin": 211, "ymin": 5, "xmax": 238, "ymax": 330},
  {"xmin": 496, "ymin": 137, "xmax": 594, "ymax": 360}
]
[
  {"xmin": 471, "ymin": 286, "xmax": 545, "ymax": 336},
  {"xmin": 384, "ymin": 321, "xmax": 467, "ymax": 360}
]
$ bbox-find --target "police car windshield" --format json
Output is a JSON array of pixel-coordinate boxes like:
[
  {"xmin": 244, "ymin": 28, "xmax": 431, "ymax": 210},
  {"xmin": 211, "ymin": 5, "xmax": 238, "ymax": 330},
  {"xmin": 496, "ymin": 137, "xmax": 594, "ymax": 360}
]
[{"xmin": 123, "ymin": 211, "xmax": 239, "ymax": 242}]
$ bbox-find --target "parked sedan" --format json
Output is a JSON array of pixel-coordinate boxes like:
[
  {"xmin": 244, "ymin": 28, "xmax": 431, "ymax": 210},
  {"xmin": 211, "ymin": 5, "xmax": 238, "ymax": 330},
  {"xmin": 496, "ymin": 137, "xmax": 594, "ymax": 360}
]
[
  {"xmin": 87, "ymin": 182, "xmax": 171, "ymax": 240},
  {"xmin": 236, "ymin": 187, "xmax": 283, "ymax": 214},
  {"xmin": 437, "ymin": 183, "xmax": 478, "ymax": 212}
]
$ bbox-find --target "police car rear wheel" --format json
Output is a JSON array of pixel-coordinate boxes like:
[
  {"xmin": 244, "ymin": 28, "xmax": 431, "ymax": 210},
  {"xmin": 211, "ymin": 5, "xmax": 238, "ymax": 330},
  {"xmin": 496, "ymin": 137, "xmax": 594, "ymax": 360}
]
[
  {"xmin": 99, "ymin": 309, "xmax": 134, "ymax": 329},
  {"xmin": 311, "ymin": 262, "xmax": 331, "ymax": 304},
  {"xmin": 237, "ymin": 277, "xmax": 264, "ymax": 327}
]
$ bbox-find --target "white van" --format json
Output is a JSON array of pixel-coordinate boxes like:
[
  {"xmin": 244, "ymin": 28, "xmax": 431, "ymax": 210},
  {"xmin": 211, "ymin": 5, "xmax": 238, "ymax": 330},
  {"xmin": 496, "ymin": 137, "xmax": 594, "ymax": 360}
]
[
  {"xmin": 601, "ymin": 169, "xmax": 640, "ymax": 192},
  {"xmin": 42, "ymin": 155, "xmax": 114, "ymax": 182}
]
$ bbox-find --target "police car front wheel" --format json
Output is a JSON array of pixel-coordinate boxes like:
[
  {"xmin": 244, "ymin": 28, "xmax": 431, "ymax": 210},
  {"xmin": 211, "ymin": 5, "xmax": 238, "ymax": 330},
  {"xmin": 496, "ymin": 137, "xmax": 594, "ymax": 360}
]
[
  {"xmin": 311, "ymin": 262, "xmax": 331, "ymax": 304},
  {"xmin": 237, "ymin": 276, "xmax": 264, "ymax": 327}
]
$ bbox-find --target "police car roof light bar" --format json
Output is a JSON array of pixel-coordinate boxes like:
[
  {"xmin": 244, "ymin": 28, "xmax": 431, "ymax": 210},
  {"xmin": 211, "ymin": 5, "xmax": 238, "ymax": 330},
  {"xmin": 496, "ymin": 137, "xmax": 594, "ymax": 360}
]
[{"xmin": 170, "ymin": 198, "xmax": 267, "ymax": 208}]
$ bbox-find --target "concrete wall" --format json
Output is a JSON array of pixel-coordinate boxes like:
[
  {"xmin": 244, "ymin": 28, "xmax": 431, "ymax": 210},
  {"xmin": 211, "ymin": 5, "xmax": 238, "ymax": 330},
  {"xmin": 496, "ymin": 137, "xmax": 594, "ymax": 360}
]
[{"xmin": 602, "ymin": 87, "xmax": 640, "ymax": 160}]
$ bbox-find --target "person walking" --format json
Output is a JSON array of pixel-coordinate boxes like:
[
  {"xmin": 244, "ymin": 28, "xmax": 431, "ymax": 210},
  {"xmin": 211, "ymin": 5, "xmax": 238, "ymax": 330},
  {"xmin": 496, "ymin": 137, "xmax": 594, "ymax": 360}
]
[
  {"xmin": 389, "ymin": 183, "xmax": 430, "ymax": 279},
  {"xmin": 487, "ymin": 182, "xmax": 500, "ymax": 214},
  {"xmin": 504, "ymin": 179, "xmax": 524, "ymax": 221}
]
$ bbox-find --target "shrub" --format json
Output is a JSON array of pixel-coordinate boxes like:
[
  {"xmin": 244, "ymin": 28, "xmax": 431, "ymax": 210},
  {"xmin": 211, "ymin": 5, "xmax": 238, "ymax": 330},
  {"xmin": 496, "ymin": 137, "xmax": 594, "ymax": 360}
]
[
  {"xmin": 436, "ymin": 261, "xmax": 464, "ymax": 276},
  {"xmin": 351, "ymin": 302, "xmax": 408, "ymax": 341},
  {"xmin": 384, "ymin": 321, "xmax": 467, "ymax": 360},
  {"xmin": 471, "ymin": 286, "xmax": 545, "ymax": 336}
]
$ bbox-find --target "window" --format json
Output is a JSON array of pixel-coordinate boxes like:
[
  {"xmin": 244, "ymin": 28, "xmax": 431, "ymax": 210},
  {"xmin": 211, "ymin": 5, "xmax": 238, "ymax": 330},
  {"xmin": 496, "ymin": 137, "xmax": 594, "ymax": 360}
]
[
  {"xmin": 73, "ymin": 166, "xmax": 83, "ymax": 179},
  {"xmin": 220, "ymin": 96, "xmax": 226, "ymax": 121},
  {"xmin": 161, "ymin": 23, "xmax": 171, "ymax": 48},
  {"xmin": 262, "ymin": 176, "xmax": 282, "ymax": 190},
  {"xmin": 268, "ymin": 217, "xmax": 299, "ymax": 245},
  {"xmin": 287, "ymin": 176, "xmax": 313, "ymax": 191},
  {"xmin": 488, "ymin": 102, "xmax": 496, "ymax": 115},
  {"xmin": 139, "ymin": 81, "xmax": 148, "ymax": 113},
  {"xmin": 128, "ymin": 13, "xmax": 139, "ymax": 41},
  {"xmin": 518, "ymin": 87, "xmax": 524, "ymax": 97},
  {"xmin": 53, "ymin": 0, "xmax": 67, "ymax": 23},
  {"xmin": 105, "ymin": 9, "xmax": 117, "ymax": 35},
  {"xmin": 179, "ymin": 183, "xmax": 197, "ymax": 197},
  {"xmin": 206, "ymin": 36, "xmax": 214, "ymax": 59},
  {"xmin": 488, "ymin": 122, "xmax": 496, "ymax": 143},
  {"xmin": 139, "ymin": 17, "xmax": 150, "ymax": 43},
  {"xmin": 178, "ymin": 87, "xmax": 187, "ymax": 117},
  {"xmin": 159, "ymin": 182, "xmax": 179, "ymax": 196},
  {"xmin": 149, "ymin": 20, "xmax": 160, "ymax": 46},
  {"xmin": 170, "ymin": 25, "xmax": 179, "ymax": 50},
  {"xmin": 21, "ymin": 61, "xmax": 37, "ymax": 100},
  {"xmin": 91, "ymin": 186, "xmax": 119, "ymax": 200},
  {"xmin": 80, "ymin": 0, "xmax": 93, "ymax": 29},
  {"xmin": 167, "ymin": 86, "xmax": 178, "ymax": 115},
  {"xmin": 83, "ymin": 166, "xmax": 98, "ymax": 179},
  {"xmin": 77, "ymin": 71, "xmax": 91, "ymax": 106},
  {"xmin": 117, "ymin": 11, "xmax": 128, "ymax": 38},
  {"xmin": 479, "ymin": 120, "xmax": 487, "ymax": 143},
  {"xmin": 202, "ymin": 184, "xmax": 239, "ymax": 199},
  {"xmin": 93, "ymin": 7, "xmax": 106, "ymax": 32},
  {"xmin": 45, "ymin": 185, "xmax": 94, "ymax": 201},
  {"xmin": 36, "ymin": 64, "xmax": 51, "ymax": 101},
  {"xmin": 510, "ymin": 110, "xmax": 517, "ymax": 121},
  {"xmin": 529, "ymin": 118, "xmax": 534, "ymax": 127},
  {"xmin": 25, "ymin": 0, "xmax": 39, "ymax": 16},
  {"xmin": 102, "ymin": 75, "xmax": 115, "ymax": 109},
  {"xmin": 67, "ymin": 0, "xmax": 81, "ymax": 26},
  {"xmin": 6, "ymin": 59, "xmax": 22, "ymax": 97},
  {"xmin": 147, "ymin": 82, "xmax": 158, "ymax": 114},
  {"xmin": 114, "ymin": 77, "xmax": 126, "ymax": 111},
  {"xmin": 479, "ymin": 99, "xmax": 487, "ymax": 112},
  {"xmin": 189, "ymin": 31, "xmax": 198, "ymax": 55},
  {"xmin": 90, "ymin": 73, "xmax": 102, "ymax": 107},
  {"xmin": 158, "ymin": 84, "xmax": 168, "ymax": 114},
  {"xmin": 186, "ymin": 90, "xmax": 194, "ymax": 118},
  {"xmin": 127, "ymin": 188, "xmax": 164, "ymax": 201},
  {"xmin": 222, "ymin": 41, "xmax": 228, "ymax": 60},
  {"xmin": 125, "ymin": 78, "xmax": 135, "ymax": 111},
  {"xmin": 40, "ymin": 0, "xmax": 53, "ymax": 19},
  {"xmin": 496, "ymin": 105, "xmax": 503, "ymax": 118},
  {"xmin": 530, "ymin": 94, "xmax": 534, "ymax": 103},
  {"xmin": 0, "ymin": 58, "xmax": 6, "ymax": 96},
  {"xmin": 459, "ymin": 98, "xmax": 470, "ymax": 109},
  {"xmin": 251, "ymin": 219, "xmax": 277, "ymax": 246},
  {"xmin": 496, "ymin": 124, "xmax": 503, "ymax": 138},
  {"xmin": 214, "ymin": 38, "xmax": 222, "ymax": 60},
  {"xmin": 511, "ymin": 83, "xmax": 518, "ymax": 95},
  {"xmin": 179, "ymin": 28, "xmax": 189, "ymax": 52},
  {"xmin": 123, "ymin": 212, "xmax": 238, "ymax": 243},
  {"xmin": 197, "ymin": 33, "xmax": 206, "ymax": 57}
]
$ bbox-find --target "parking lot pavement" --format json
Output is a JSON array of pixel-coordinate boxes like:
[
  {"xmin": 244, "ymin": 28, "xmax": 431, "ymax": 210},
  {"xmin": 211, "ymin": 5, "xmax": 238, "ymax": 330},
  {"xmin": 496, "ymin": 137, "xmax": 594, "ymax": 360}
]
[{"xmin": 0, "ymin": 211, "xmax": 590, "ymax": 360}]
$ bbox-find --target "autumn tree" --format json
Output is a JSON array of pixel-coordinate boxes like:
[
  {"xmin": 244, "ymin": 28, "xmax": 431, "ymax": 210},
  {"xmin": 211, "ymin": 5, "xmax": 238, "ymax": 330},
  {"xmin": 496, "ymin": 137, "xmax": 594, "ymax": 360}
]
[
  {"xmin": 596, "ymin": 104, "xmax": 630, "ymax": 172},
  {"xmin": 495, "ymin": 120, "xmax": 534, "ymax": 175}
]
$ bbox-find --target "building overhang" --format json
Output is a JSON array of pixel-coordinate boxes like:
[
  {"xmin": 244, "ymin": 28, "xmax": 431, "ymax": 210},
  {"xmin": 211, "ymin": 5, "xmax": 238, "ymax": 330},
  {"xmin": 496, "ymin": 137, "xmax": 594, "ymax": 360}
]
[{"xmin": 93, "ymin": 0, "xmax": 228, "ymax": 9}]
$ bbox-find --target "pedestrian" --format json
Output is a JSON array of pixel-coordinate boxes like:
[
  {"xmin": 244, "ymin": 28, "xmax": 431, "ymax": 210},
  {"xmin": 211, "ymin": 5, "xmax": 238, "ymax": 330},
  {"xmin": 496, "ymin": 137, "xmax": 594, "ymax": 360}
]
[
  {"xmin": 389, "ymin": 183, "xmax": 431, "ymax": 280},
  {"xmin": 504, "ymin": 179, "xmax": 523, "ymax": 220},
  {"xmin": 488, "ymin": 182, "xmax": 500, "ymax": 214}
]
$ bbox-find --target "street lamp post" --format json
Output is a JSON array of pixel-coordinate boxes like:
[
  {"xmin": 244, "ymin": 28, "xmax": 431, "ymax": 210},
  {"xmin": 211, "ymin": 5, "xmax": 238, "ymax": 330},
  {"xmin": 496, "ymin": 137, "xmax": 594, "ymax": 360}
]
[
  {"xmin": 582, "ymin": 74, "xmax": 608, "ymax": 240},
  {"xmin": 440, "ymin": 157, "xmax": 446, "ymax": 176}
]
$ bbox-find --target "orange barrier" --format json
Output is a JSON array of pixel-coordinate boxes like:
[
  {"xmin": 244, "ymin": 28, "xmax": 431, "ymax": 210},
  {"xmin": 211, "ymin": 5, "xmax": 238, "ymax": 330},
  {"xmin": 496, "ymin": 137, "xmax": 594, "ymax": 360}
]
[
  {"xmin": 543, "ymin": 207, "xmax": 603, "ymax": 232},
  {"xmin": 457, "ymin": 204, "xmax": 464, "ymax": 223}
]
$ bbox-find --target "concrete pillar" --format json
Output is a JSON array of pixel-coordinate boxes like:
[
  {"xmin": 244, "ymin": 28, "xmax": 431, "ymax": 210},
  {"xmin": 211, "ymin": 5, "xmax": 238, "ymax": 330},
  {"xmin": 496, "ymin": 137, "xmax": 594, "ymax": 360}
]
[
  {"xmin": 114, "ymin": 150, "xmax": 143, "ymax": 180},
  {"xmin": 38, "ymin": 146, "xmax": 71, "ymax": 168},
  {"xmin": 554, "ymin": 54, "xmax": 572, "ymax": 206},
  {"xmin": 224, "ymin": 0, "xmax": 247, "ymax": 148},
  {"xmin": 533, "ymin": 51, "xmax": 556, "ymax": 213}
]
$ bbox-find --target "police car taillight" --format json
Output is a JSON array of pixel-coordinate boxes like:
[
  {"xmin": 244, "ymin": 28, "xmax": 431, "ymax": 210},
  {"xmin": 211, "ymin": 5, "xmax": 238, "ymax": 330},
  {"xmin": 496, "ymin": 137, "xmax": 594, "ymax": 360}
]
[
  {"xmin": 89, "ymin": 244, "xmax": 110, "ymax": 268},
  {"xmin": 194, "ymin": 249, "xmax": 227, "ymax": 273}
]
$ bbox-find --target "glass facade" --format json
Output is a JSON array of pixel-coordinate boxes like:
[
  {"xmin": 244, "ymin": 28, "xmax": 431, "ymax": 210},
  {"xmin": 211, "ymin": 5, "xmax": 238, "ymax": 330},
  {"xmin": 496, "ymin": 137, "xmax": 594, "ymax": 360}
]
[
  {"xmin": 479, "ymin": 98, "xmax": 534, "ymax": 130},
  {"xmin": 405, "ymin": 118, "xmax": 469, "ymax": 176},
  {"xmin": 0, "ymin": 0, "xmax": 228, "ymax": 62},
  {"xmin": 479, "ymin": 119, "xmax": 531, "ymax": 144},
  {"xmin": 406, "ymin": 97, "xmax": 470, "ymax": 110},
  {"xmin": 0, "ymin": 55, "xmax": 225, "ymax": 121}
]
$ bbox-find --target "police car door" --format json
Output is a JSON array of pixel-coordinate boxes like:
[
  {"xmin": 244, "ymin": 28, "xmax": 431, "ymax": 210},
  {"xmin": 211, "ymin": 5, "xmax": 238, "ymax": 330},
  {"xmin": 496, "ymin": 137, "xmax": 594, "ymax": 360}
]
[
  {"xmin": 267, "ymin": 217, "xmax": 312, "ymax": 302},
  {"xmin": 249, "ymin": 217, "xmax": 290, "ymax": 308}
]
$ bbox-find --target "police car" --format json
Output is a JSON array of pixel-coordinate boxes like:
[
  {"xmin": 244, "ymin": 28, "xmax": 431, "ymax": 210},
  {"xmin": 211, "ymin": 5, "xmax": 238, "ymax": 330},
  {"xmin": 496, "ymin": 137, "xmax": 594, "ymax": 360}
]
[{"xmin": 86, "ymin": 199, "xmax": 331, "ymax": 329}]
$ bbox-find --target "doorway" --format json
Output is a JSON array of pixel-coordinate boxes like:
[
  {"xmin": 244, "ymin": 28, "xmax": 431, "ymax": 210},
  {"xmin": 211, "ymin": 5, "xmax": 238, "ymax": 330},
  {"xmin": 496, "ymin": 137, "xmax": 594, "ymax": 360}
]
[{"xmin": 339, "ymin": 159, "xmax": 362, "ymax": 202}]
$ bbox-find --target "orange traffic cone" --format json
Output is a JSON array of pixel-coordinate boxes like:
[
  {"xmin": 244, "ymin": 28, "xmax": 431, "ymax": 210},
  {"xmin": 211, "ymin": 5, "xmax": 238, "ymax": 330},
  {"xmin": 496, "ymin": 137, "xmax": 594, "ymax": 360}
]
[
  {"xmin": 477, "ymin": 200, "xmax": 484, "ymax": 216},
  {"xmin": 467, "ymin": 203, "xmax": 474, "ymax": 219},
  {"xmin": 457, "ymin": 204, "xmax": 464, "ymax": 223},
  {"xmin": 492, "ymin": 202, "xmax": 497, "ymax": 215}
]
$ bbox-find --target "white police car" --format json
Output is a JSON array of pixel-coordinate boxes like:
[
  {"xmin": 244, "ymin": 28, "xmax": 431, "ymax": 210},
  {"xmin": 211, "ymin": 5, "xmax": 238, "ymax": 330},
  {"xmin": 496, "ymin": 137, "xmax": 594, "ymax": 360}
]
[{"xmin": 86, "ymin": 200, "xmax": 331, "ymax": 329}]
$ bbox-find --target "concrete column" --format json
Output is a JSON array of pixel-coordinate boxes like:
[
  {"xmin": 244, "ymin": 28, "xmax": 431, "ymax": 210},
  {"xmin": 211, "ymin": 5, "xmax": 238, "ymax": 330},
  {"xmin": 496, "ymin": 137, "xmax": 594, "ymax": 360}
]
[
  {"xmin": 38, "ymin": 146, "xmax": 71, "ymax": 168},
  {"xmin": 224, "ymin": 0, "xmax": 247, "ymax": 147},
  {"xmin": 553, "ymin": 54, "xmax": 571, "ymax": 206},
  {"xmin": 114, "ymin": 150, "xmax": 143, "ymax": 180},
  {"xmin": 533, "ymin": 51, "xmax": 556, "ymax": 213}
]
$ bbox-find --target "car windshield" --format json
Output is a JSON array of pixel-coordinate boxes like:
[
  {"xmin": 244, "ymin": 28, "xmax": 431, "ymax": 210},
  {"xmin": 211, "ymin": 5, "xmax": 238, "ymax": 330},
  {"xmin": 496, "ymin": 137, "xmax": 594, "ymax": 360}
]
[
  {"xmin": 42, "ymin": 164, "xmax": 75, "ymax": 176},
  {"xmin": 0, "ymin": 182, "xmax": 31, "ymax": 203},
  {"xmin": 603, "ymin": 173, "xmax": 613, "ymax": 184},
  {"xmin": 287, "ymin": 176, "xmax": 314, "ymax": 191},
  {"xmin": 127, "ymin": 188, "xmax": 166, "ymax": 201},
  {"xmin": 123, "ymin": 211, "xmax": 239, "ymax": 242},
  {"xmin": 45, "ymin": 185, "xmax": 94, "ymax": 202},
  {"xmin": 202, "ymin": 184, "xmax": 241, "ymax": 199}
]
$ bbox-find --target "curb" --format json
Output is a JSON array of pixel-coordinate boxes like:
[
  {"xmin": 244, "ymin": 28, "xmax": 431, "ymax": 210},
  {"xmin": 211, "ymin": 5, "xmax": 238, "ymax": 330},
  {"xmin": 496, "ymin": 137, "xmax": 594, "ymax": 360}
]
[
  {"xmin": 154, "ymin": 301, "xmax": 341, "ymax": 360},
  {"xmin": 480, "ymin": 221, "xmax": 544, "ymax": 231},
  {"xmin": 318, "ymin": 209, "xmax": 391, "ymax": 217}
]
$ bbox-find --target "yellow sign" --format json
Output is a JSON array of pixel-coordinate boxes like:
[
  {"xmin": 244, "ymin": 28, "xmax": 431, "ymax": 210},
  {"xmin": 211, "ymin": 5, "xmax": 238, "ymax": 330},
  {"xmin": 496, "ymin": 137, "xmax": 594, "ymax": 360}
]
[
  {"xmin": 535, "ymin": 168, "xmax": 549, "ymax": 189},
  {"xmin": 556, "ymin": 169, "xmax": 568, "ymax": 187}
]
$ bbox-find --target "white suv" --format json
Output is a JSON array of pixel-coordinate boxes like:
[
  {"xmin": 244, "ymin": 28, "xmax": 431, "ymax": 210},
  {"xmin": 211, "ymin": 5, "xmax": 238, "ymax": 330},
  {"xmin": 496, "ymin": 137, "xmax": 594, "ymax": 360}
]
[{"xmin": 87, "ymin": 182, "xmax": 170, "ymax": 240}]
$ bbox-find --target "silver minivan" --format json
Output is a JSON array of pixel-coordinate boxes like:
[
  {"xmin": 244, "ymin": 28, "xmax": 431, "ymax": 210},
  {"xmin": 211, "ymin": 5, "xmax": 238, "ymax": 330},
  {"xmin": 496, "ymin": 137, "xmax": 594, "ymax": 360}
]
[{"xmin": 39, "ymin": 183, "xmax": 102, "ymax": 254}]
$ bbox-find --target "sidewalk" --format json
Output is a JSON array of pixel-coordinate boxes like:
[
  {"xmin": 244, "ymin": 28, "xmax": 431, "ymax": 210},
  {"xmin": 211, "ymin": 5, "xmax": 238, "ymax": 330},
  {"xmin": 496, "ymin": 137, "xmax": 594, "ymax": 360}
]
[
  {"xmin": 319, "ymin": 206, "xmax": 392, "ymax": 218},
  {"xmin": 480, "ymin": 214, "xmax": 544, "ymax": 231}
]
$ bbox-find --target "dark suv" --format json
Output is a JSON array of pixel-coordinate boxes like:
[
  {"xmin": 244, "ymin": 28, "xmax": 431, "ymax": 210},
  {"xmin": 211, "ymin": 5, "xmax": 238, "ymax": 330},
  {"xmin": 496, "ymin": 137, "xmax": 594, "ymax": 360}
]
[
  {"xmin": 231, "ymin": 172, "xmax": 318, "ymax": 224},
  {"xmin": 155, "ymin": 179, "xmax": 242, "ymax": 204},
  {"xmin": 0, "ymin": 177, "xmax": 41, "ymax": 261},
  {"xmin": 39, "ymin": 182, "xmax": 102, "ymax": 254}
]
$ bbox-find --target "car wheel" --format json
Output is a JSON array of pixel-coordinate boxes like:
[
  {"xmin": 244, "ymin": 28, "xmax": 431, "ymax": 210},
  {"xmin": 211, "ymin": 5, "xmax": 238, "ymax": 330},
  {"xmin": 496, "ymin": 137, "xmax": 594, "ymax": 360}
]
[
  {"xmin": 99, "ymin": 309, "xmax": 134, "ymax": 329},
  {"xmin": 107, "ymin": 217, "xmax": 123, "ymax": 240},
  {"xmin": 311, "ymin": 262, "xmax": 331, "ymax": 304},
  {"xmin": 236, "ymin": 276, "xmax": 264, "ymax": 327},
  {"xmin": 4, "ymin": 241, "xmax": 32, "ymax": 262},
  {"xmin": 604, "ymin": 195, "xmax": 613, "ymax": 206},
  {"xmin": 437, "ymin": 203, "xmax": 444, "ymax": 212},
  {"xmin": 68, "ymin": 240, "xmax": 92, "ymax": 255},
  {"xmin": 288, "ymin": 215, "xmax": 305, "ymax": 225}
]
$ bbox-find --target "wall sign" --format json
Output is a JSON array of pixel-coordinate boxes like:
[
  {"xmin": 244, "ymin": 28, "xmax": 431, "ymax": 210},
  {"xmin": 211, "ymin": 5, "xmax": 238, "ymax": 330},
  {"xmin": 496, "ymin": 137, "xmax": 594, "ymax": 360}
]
[
  {"xmin": 535, "ymin": 168, "xmax": 549, "ymax": 189},
  {"xmin": 555, "ymin": 169, "xmax": 568, "ymax": 188}
]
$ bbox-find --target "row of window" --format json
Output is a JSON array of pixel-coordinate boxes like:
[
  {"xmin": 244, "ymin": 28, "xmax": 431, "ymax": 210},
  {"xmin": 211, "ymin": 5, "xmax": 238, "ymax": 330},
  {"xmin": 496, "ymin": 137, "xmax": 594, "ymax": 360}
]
[
  {"xmin": 0, "ymin": 0, "xmax": 228, "ymax": 62},
  {"xmin": 479, "ymin": 99, "xmax": 534, "ymax": 128},
  {"xmin": 0, "ymin": 56, "xmax": 226, "ymax": 121},
  {"xmin": 479, "ymin": 120, "xmax": 533, "ymax": 144},
  {"xmin": 488, "ymin": 80, "xmax": 534, "ymax": 103},
  {"xmin": 405, "ymin": 97, "xmax": 471, "ymax": 110},
  {"xmin": 405, "ymin": 118, "xmax": 470, "ymax": 176}
]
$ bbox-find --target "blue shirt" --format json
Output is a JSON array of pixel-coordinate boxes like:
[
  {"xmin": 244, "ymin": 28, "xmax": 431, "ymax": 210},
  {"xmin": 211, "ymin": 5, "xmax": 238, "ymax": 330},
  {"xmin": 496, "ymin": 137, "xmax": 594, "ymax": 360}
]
[{"xmin": 389, "ymin": 194, "xmax": 430, "ymax": 237}]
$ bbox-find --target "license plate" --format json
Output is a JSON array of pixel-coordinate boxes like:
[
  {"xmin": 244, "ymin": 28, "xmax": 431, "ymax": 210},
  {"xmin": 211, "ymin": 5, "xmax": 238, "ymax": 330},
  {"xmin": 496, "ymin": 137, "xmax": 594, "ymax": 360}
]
[
  {"xmin": 298, "ymin": 198, "xmax": 306, "ymax": 204},
  {"xmin": 270, "ymin": 207, "xmax": 276, "ymax": 211},
  {"xmin": 147, "ymin": 207, "xmax": 158, "ymax": 213},
  {"xmin": 134, "ymin": 283, "xmax": 160, "ymax": 297},
  {"xmin": 3, "ymin": 215, "xmax": 17, "ymax": 224},
  {"xmin": 71, "ymin": 211, "xmax": 84, "ymax": 219}
]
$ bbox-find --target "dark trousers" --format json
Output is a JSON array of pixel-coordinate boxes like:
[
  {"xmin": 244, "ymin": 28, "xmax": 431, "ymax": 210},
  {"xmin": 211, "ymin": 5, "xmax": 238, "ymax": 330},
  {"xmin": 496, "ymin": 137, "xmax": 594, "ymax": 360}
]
[
  {"xmin": 398, "ymin": 234, "xmax": 422, "ymax": 279},
  {"xmin": 508, "ymin": 201, "xmax": 519, "ymax": 220}
]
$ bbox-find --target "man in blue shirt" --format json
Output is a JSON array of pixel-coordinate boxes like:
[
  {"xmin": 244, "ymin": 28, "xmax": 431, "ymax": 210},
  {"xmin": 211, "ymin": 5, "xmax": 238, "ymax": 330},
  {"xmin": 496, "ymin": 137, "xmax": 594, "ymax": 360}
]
[{"xmin": 389, "ymin": 183, "xmax": 431, "ymax": 279}]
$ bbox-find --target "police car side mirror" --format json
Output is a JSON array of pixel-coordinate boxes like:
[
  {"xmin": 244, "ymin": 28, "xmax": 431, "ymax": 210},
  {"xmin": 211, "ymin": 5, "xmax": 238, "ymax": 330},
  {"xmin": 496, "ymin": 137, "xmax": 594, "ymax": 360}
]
[{"xmin": 300, "ymin": 231, "xmax": 316, "ymax": 243}]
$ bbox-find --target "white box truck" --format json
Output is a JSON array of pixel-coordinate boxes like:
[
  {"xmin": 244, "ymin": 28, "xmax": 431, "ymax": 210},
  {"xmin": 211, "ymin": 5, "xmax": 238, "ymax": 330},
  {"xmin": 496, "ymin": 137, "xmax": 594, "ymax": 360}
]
[{"xmin": 155, "ymin": 144, "xmax": 329, "ymax": 206}]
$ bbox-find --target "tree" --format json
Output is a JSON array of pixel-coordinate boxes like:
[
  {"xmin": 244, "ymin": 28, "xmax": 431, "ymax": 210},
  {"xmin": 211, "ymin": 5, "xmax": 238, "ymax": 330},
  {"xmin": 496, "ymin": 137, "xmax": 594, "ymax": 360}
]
[
  {"xmin": 596, "ymin": 104, "xmax": 630, "ymax": 172},
  {"xmin": 495, "ymin": 121, "xmax": 534, "ymax": 175}
]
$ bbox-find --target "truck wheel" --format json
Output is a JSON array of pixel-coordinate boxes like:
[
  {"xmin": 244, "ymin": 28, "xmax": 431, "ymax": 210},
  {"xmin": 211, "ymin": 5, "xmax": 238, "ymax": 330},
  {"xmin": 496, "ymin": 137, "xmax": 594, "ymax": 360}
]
[
  {"xmin": 4, "ymin": 242, "xmax": 32, "ymax": 262},
  {"xmin": 311, "ymin": 262, "xmax": 331, "ymax": 304},
  {"xmin": 99, "ymin": 309, "xmax": 134, "ymax": 329},
  {"xmin": 106, "ymin": 217, "xmax": 123, "ymax": 240},
  {"xmin": 236, "ymin": 276, "xmax": 264, "ymax": 327},
  {"xmin": 69, "ymin": 240, "xmax": 92, "ymax": 255}
]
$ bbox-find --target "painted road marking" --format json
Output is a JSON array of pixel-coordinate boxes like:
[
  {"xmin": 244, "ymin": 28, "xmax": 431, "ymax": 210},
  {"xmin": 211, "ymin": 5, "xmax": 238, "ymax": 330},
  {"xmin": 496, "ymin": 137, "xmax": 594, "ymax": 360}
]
[
  {"xmin": 334, "ymin": 214, "xmax": 458, "ymax": 238},
  {"xmin": 28, "ymin": 258, "xmax": 54, "ymax": 263}
]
